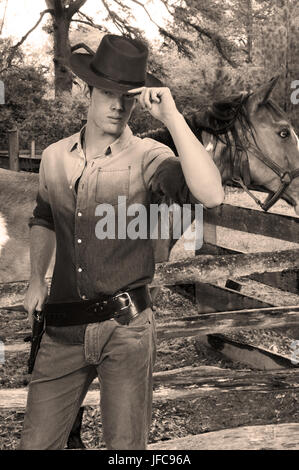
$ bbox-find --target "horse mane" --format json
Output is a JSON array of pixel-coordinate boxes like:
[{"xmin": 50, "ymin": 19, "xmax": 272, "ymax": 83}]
[{"xmin": 139, "ymin": 92, "xmax": 255, "ymax": 165}]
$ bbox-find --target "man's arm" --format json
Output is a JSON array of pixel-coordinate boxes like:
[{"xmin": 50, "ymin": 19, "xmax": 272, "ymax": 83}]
[
  {"xmin": 24, "ymin": 154, "xmax": 56, "ymax": 323},
  {"xmin": 128, "ymin": 87, "xmax": 224, "ymax": 208},
  {"xmin": 23, "ymin": 226, "xmax": 56, "ymax": 322}
]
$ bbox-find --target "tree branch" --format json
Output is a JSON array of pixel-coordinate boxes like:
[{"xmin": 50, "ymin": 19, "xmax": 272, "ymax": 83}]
[
  {"xmin": 66, "ymin": 0, "xmax": 88, "ymax": 20},
  {"xmin": 158, "ymin": 28, "xmax": 194, "ymax": 58},
  {"xmin": 128, "ymin": 0, "xmax": 161, "ymax": 30},
  {"xmin": 0, "ymin": 9, "xmax": 52, "ymax": 73},
  {"xmin": 73, "ymin": 11, "xmax": 108, "ymax": 32},
  {"xmin": 181, "ymin": 18, "xmax": 238, "ymax": 68},
  {"xmin": 71, "ymin": 18, "xmax": 107, "ymax": 32},
  {"xmin": 102, "ymin": 0, "xmax": 139, "ymax": 37}
]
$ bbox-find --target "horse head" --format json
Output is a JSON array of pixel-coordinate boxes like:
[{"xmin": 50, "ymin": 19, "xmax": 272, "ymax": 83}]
[
  {"xmin": 245, "ymin": 76, "xmax": 299, "ymax": 214},
  {"xmin": 194, "ymin": 76, "xmax": 299, "ymax": 214}
]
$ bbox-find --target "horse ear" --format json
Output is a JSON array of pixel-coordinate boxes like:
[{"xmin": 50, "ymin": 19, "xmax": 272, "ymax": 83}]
[{"xmin": 247, "ymin": 76, "xmax": 280, "ymax": 113}]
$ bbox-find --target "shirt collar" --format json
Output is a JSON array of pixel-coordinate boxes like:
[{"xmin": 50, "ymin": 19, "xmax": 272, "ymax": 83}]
[{"xmin": 69, "ymin": 125, "xmax": 133, "ymax": 157}]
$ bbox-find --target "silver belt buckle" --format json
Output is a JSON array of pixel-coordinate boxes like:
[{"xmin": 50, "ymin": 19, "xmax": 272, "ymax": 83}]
[{"xmin": 113, "ymin": 292, "xmax": 132, "ymax": 310}]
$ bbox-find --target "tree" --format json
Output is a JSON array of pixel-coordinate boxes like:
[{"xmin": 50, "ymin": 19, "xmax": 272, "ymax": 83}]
[
  {"xmin": 3, "ymin": 0, "xmax": 243, "ymax": 96},
  {"xmin": 44, "ymin": 1, "xmax": 88, "ymax": 94}
]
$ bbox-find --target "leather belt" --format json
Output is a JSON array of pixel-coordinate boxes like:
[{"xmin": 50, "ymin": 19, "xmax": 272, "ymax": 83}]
[{"xmin": 44, "ymin": 285, "xmax": 153, "ymax": 327}]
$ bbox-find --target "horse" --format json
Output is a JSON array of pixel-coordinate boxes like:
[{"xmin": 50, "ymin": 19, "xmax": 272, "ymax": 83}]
[
  {"xmin": 0, "ymin": 76, "xmax": 298, "ymax": 448},
  {"xmin": 147, "ymin": 75, "xmax": 299, "ymax": 218}
]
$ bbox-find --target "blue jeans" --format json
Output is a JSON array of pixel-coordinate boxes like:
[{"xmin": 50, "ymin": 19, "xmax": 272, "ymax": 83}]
[{"xmin": 19, "ymin": 307, "xmax": 156, "ymax": 450}]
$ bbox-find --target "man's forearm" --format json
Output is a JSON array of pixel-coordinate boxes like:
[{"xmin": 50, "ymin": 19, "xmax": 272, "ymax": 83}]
[
  {"xmin": 165, "ymin": 112, "xmax": 224, "ymax": 208},
  {"xmin": 129, "ymin": 86, "xmax": 224, "ymax": 208},
  {"xmin": 29, "ymin": 225, "xmax": 56, "ymax": 281}
]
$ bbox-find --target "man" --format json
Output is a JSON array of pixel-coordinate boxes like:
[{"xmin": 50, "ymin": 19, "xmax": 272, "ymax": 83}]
[{"xmin": 20, "ymin": 34, "xmax": 224, "ymax": 450}]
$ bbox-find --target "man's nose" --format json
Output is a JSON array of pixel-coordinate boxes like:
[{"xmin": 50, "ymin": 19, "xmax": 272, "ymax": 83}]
[{"xmin": 111, "ymin": 96, "xmax": 124, "ymax": 111}]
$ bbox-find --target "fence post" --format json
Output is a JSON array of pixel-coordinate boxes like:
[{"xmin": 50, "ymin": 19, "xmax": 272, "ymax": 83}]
[
  {"xmin": 8, "ymin": 127, "xmax": 20, "ymax": 172},
  {"xmin": 31, "ymin": 140, "xmax": 35, "ymax": 158},
  {"xmin": 195, "ymin": 222, "xmax": 218, "ymax": 312}
]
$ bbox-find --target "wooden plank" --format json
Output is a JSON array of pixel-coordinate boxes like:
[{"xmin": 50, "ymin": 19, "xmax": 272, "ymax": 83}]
[
  {"xmin": 148, "ymin": 423, "xmax": 299, "ymax": 450},
  {"xmin": 2, "ymin": 304, "xmax": 299, "ymax": 342},
  {"xmin": 0, "ymin": 150, "xmax": 42, "ymax": 159},
  {"xmin": 204, "ymin": 204, "xmax": 299, "ymax": 242},
  {"xmin": 196, "ymin": 243, "xmax": 299, "ymax": 295},
  {"xmin": 195, "ymin": 282, "xmax": 271, "ymax": 312},
  {"xmin": 2, "ymin": 249, "xmax": 298, "ymax": 306},
  {"xmin": 157, "ymin": 305, "xmax": 299, "ymax": 339},
  {"xmin": 234, "ymin": 277, "xmax": 299, "ymax": 308},
  {"xmin": 195, "ymin": 336, "xmax": 297, "ymax": 370},
  {"xmin": 8, "ymin": 128, "xmax": 20, "ymax": 172},
  {"xmin": 196, "ymin": 242, "xmax": 240, "ymax": 256},
  {"xmin": 152, "ymin": 249, "xmax": 299, "ymax": 287},
  {"xmin": 4, "ymin": 342, "xmax": 30, "ymax": 353},
  {"xmin": 1, "ymin": 369, "xmax": 299, "ymax": 409},
  {"xmin": 249, "ymin": 270, "xmax": 299, "ymax": 295}
]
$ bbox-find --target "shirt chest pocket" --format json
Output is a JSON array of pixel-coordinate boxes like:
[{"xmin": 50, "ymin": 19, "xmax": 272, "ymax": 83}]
[{"xmin": 95, "ymin": 167, "xmax": 131, "ymax": 206}]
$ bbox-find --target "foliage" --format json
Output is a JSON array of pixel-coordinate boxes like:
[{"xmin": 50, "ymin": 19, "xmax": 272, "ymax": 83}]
[
  {"xmin": 1, "ymin": 0, "xmax": 299, "ymax": 147},
  {"xmin": 20, "ymin": 92, "xmax": 88, "ymax": 150},
  {"xmin": 0, "ymin": 37, "xmax": 89, "ymax": 150}
]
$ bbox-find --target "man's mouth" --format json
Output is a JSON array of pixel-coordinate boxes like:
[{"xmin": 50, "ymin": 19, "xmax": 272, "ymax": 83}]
[{"xmin": 108, "ymin": 116, "xmax": 123, "ymax": 122}]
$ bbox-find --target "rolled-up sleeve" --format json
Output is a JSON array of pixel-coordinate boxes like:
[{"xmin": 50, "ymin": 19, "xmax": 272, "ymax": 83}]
[
  {"xmin": 142, "ymin": 145, "xmax": 201, "ymax": 206},
  {"xmin": 28, "ymin": 154, "xmax": 55, "ymax": 231}
]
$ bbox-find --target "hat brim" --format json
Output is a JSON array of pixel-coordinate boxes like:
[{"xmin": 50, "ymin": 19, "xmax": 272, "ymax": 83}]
[{"xmin": 70, "ymin": 53, "xmax": 163, "ymax": 92}]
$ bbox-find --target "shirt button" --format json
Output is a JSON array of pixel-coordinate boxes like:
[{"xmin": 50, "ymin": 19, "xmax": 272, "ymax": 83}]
[
  {"xmin": 82, "ymin": 295, "xmax": 87, "ymax": 300},
  {"xmin": 77, "ymin": 239, "xmax": 82, "ymax": 244},
  {"xmin": 78, "ymin": 267, "xmax": 82, "ymax": 273},
  {"xmin": 78, "ymin": 212, "xmax": 82, "ymax": 217},
  {"xmin": 69, "ymin": 185, "xmax": 73, "ymax": 190}
]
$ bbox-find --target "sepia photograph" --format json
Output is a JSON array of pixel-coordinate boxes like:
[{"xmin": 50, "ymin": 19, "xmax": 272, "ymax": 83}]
[{"xmin": 0, "ymin": 0, "xmax": 298, "ymax": 456}]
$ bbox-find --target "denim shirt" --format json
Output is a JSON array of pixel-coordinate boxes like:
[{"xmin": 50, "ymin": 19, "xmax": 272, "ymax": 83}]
[{"xmin": 29, "ymin": 125, "xmax": 200, "ymax": 303}]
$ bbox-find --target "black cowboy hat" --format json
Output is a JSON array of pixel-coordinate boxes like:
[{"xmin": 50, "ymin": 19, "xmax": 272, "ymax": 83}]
[{"xmin": 70, "ymin": 34, "xmax": 162, "ymax": 93}]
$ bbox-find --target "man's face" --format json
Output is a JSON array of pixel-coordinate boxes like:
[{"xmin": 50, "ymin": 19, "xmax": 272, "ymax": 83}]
[{"xmin": 88, "ymin": 87, "xmax": 136, "ymax": 136}]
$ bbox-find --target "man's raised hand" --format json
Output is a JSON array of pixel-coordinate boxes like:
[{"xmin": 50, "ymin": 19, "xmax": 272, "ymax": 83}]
[{"xmin": 127, "ymin": 87, "xmax": 179, "ymax": 126}]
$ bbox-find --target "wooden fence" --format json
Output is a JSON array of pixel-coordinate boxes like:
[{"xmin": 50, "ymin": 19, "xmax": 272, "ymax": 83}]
[{"xmin": 0, "ymin": 128, "xmax": 41, "ymax": 172}]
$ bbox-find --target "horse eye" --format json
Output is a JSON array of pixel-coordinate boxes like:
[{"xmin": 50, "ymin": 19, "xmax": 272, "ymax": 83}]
[{"xmin": 279, "ymin": 128, "xmax": 290, "ymax": 139}]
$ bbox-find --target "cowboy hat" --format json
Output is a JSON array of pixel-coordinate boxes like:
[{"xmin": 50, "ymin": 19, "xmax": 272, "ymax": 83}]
[{"xmin": 70, "ymin": 34, "xmax": 163, "ymax": 92}]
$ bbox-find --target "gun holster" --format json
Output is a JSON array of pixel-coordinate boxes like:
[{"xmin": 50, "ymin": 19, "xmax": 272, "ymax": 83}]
[{"xmin": 27, "ymin": 310, "xmax": 45, "ymax": 374}]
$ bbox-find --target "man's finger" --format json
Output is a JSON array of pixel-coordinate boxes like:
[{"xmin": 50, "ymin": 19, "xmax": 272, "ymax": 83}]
[
  {"xmin": 143, "ymin": 88, "xmax": 152, "ymax": 109},
  {"xmin": 127, "ymin": 86, "xmax": 145, "ymax": 96},
  {"xmin": 27, "ymin": 301, "xmax": 38, "ymax": 316},
  {"xmin": 151, "ymin": 90, "xmax": 161, "ymax": 103}
]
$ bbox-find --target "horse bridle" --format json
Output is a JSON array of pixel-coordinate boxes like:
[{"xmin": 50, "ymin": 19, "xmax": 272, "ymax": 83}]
[
  {"xmin": 232, "ymin": 143, "xmax": 299, "ymax": 212},
  {"xmin": 192, "ymin": 93, "xmax": 299, "ymax": 212}
]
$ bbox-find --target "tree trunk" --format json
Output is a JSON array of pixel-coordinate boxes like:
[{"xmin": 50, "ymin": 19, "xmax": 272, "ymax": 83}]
[
  {"xmin": 52, "ymin": 10, "xmax": 72, "ymax": 96},
  {"xmin": 245, "ymin": 0, "xmax": 253, "ymax": 63}
]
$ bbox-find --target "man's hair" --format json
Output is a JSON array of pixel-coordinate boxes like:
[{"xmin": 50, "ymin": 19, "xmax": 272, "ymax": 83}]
[{"xmin": 88, "ymin": 85, "xmax": 93, "ymax": 96}]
